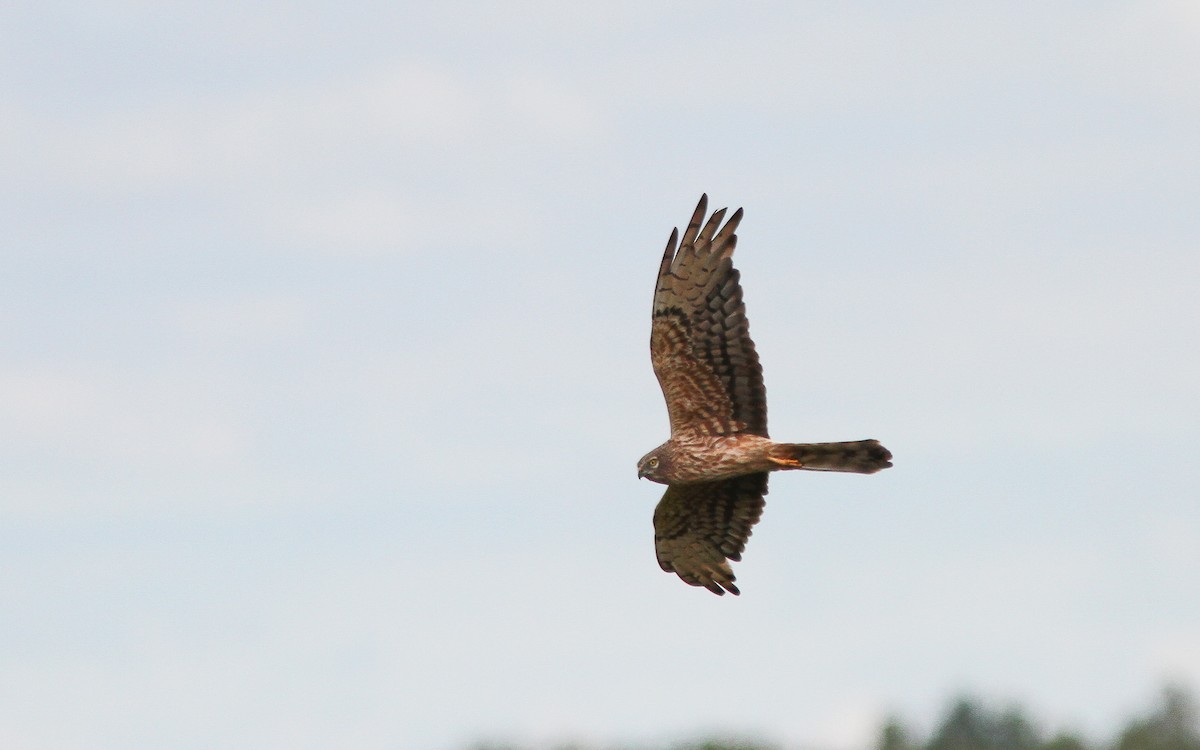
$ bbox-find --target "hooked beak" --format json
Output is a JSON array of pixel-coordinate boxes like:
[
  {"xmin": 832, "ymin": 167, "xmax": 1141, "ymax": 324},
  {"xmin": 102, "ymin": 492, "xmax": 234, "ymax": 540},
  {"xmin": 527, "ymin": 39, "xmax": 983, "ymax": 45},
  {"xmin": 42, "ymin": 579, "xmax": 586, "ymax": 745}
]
[{"xmin": 637, "ymin": 466, "xmax": 646, "ymax": 480}]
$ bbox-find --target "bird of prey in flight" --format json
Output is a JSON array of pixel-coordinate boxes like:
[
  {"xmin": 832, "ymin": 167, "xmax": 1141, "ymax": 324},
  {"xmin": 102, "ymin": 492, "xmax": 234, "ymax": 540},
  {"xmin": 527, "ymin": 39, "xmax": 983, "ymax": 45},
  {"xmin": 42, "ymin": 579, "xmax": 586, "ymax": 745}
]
[{"xmin": 638, "ymin": 195, "xmax": 893, "ymax": 595}]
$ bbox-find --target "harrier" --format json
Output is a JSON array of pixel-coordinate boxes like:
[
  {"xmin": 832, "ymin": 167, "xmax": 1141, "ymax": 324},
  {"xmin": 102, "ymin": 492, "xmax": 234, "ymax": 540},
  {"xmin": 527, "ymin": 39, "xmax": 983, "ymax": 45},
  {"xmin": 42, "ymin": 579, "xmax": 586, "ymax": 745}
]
[{"xmin": 638, "ymin": 195, "xmax": 892, "ymax": 595}]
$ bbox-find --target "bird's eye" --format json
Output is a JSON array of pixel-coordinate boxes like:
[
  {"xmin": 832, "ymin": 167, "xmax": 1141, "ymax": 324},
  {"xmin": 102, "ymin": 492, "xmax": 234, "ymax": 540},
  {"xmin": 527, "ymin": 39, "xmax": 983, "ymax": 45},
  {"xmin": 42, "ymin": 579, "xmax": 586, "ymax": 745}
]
[{"xmin": 648, "ymin": 457, "xmax": 659, "ymax": 468}]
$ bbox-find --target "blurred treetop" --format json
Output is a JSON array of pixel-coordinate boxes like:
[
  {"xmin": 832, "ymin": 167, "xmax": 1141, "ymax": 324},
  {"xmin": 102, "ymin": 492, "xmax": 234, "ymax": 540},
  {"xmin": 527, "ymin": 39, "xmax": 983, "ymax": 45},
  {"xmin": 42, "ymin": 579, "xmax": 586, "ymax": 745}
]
[{"xmin": 471, "ymin": 684, "xmax": 1198, "ymax": 750}]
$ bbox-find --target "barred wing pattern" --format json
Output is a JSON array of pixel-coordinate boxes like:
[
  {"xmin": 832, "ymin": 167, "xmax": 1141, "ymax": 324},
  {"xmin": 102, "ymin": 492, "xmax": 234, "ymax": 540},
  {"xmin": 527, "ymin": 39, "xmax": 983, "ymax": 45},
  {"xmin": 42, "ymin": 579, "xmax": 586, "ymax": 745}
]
[
  {"xmin": 651, "ymin": 194, "xmax": 767, "ymax": 439},
  {"xmin": 650, "ymin": 195, "xmax": 773, "ymax": 594},
  {"xmin": 653, "ymin": 473, "xmax": 769, "ymax": 596}
]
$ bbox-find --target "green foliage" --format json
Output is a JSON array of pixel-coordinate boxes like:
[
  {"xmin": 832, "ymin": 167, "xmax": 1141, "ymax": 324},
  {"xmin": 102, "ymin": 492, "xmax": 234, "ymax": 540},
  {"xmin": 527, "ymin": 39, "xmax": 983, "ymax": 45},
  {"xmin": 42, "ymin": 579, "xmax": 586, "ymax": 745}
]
[
  {"xmin": 880, "ymin": 716, "xmax": 920, "ymax": 750},
  {"xmin": 1114, "ymin": 686, "xmax": 1200, "ymax": 750},
  {"xmin": 672, "ymin": 741, "xmax": 776, "ymax": 750},
  {"xmin": 875, "ymin": 686, "xmax": 1199, "ymax": 750},
  {"xmin": 1040, "ymin": 732, "xmax": 1090, "ymax": 750},
  {"xmin": 470, "ymin": 684, "xmax": 1197, "ymax": 750},
  {"xmin": 922, "ymin": 697, "xmax": 1040, "ymax": 750}
]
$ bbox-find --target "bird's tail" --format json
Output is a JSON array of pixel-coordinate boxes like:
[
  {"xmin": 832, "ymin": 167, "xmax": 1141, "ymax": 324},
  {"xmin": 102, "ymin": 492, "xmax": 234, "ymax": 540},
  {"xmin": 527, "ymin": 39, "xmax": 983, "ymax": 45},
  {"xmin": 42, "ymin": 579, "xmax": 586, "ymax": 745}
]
[{"xmin": 766, "ymin": 439, "xmax": 892, "ymax": 474}]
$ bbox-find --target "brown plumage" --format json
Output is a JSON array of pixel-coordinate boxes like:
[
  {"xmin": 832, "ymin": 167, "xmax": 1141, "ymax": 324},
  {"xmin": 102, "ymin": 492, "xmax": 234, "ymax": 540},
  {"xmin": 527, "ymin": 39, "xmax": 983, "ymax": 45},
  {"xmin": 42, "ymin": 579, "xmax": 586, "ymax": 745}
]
[{"xmin": 638, "ymin": 195, "xmax": 893, "ymax": 596}]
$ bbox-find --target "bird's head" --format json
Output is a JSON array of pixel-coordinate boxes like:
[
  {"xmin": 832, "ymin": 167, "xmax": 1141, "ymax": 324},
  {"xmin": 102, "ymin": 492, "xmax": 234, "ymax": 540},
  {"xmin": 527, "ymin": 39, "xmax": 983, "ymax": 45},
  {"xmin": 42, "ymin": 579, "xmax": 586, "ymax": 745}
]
[{"xmin": 637, "ymin": 444, "xmax": 673, "ymax": 484}]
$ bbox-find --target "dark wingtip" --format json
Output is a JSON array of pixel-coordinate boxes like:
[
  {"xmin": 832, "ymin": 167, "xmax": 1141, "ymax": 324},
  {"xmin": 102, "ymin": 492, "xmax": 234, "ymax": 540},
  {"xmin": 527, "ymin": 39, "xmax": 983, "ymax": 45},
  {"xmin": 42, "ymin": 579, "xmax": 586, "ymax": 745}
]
[{"xmin": 869, "ymin": 439, "xmax": 894, "ymax": 471}]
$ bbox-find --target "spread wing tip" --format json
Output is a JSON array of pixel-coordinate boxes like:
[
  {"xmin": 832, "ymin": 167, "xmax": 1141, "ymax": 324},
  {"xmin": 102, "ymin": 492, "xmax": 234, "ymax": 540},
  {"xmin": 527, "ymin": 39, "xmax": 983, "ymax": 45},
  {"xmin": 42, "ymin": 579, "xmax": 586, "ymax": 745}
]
[
  {"xmin": 680, "ymin": 194, "xmax": 708, "ymax": 248},
  {"xmin": 658, "ymin": 227, "xmax": 678, "ymax": 281},
  {"xmin": 657, "ymin": 551, "xmax": 741, "ymax": 596},
  {"xmin": 703, "ymin": 576, "xmax": 739, "ymax": 596},
  {"xmin": 682, "ymin": 196, "xmax": 745, "ymax": 258}
]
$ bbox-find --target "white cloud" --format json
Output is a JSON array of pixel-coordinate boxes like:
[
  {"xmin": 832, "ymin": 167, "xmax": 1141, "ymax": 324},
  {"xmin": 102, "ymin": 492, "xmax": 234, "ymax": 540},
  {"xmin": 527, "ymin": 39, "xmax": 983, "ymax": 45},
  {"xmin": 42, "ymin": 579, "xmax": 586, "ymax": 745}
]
[
  {"xmin": 499, "ymin": 73, "xmax": 604, "ymax": 141},
  {"xmin": 7, "ymin": 62, "xmax": 476, "ymax": 190},
  {"xmin": 175, "ymin": 294, "xmax": 307, "ymax": 342},
  {"xmin": 0, "ymin": 366, "xmax": 252, "ymax": 515},
  {"xmin": 7, "ymin": 58, "xmax": 607, "ymax": 198},
  {"xmin": 1151, "ymin": 634, "xmax": 1200, "ymax": 680}
]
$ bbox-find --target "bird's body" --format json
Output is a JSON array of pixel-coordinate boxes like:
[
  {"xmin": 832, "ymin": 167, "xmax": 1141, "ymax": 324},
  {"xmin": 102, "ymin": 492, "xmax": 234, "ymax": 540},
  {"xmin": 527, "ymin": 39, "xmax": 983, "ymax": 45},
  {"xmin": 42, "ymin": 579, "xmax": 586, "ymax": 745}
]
[
  {"xmin": 639, "ymin": 195, "xmax": 892, "ymax": 596},
  {"xmin": 638, "ymin": 434, "xmax": 890, "ymax": 485}
]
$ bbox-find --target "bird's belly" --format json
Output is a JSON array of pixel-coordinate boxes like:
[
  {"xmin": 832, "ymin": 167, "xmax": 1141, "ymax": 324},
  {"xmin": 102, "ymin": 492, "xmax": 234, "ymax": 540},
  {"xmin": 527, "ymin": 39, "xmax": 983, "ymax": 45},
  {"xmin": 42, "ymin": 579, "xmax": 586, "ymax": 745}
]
[{"xmin": 670, "ymin": 434, "xmax": 773, "ymax": 483}]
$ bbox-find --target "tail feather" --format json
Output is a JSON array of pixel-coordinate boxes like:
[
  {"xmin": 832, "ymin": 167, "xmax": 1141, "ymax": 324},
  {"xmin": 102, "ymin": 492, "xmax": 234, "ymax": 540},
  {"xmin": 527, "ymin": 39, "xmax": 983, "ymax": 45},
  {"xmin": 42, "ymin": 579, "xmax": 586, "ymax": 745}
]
[{"xmin": 767, "ymin": 439, "xmax": 892, "ymax": 474}]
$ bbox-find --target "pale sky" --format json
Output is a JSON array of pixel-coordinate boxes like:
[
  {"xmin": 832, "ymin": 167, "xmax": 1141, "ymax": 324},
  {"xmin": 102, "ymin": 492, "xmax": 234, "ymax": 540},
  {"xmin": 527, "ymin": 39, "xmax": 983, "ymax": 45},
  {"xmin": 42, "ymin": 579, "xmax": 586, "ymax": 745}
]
[{"xmin": 2, "ymin": 2, "xmax": 1199, "ymax": 749}]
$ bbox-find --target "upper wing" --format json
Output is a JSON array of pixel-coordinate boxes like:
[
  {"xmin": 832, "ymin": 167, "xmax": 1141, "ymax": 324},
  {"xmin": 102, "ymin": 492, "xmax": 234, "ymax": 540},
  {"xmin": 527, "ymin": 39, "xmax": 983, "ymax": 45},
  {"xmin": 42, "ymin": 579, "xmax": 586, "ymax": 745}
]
[
  {"xmin": 652, "ymin": 473, "xmax": 769, "ymax": 596},
  {"xmin": 651, "ymin": 194, "xmax": 767, "ymax": 438}
]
